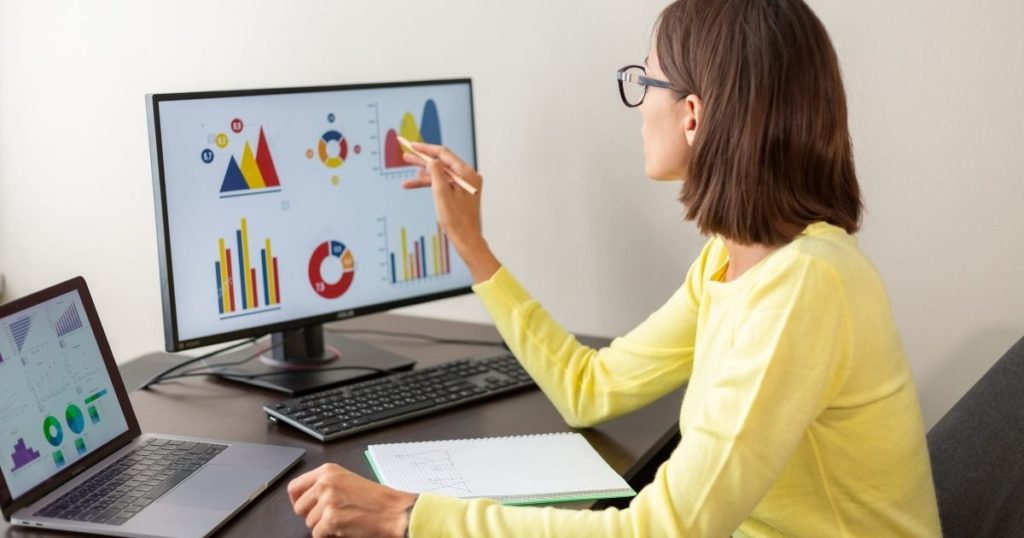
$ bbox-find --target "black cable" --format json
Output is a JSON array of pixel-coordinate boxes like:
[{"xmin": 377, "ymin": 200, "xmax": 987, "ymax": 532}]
[
  {"xmin": 140, "ymin": 337, "xmax": 259, "ymax": 390},
  {"xmin": 323, "ymin": 327, "xmax": 503, "ymax": 348},
  {"xmin": 177, "ymin": 342, "xmax": 274, "ymax": 375},
  {"xmin": 145, "ymin": 332, "xmax": 301, "ymax": 387}
]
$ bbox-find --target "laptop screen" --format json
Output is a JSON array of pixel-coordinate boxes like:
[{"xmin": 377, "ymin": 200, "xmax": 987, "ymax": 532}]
[{"xmin": 0, "ymin": 289, "xmax": 130, "ymax": 499}]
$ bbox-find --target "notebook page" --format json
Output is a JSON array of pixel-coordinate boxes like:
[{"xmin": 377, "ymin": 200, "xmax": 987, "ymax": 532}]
[{"xmin": 367, "ymin": 433, "xmax": 633, "ymax": 501}]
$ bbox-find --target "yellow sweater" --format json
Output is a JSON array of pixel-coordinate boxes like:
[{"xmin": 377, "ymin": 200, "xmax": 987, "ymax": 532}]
[{"xmin": 410, "ymin": 222, "xmax": 941, "ymax": 537}]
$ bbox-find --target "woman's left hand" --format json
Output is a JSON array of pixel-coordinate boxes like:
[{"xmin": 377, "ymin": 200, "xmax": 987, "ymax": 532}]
[{"xmin": 289, "ymin": 463, "xmax": 418, "ymax": 538}]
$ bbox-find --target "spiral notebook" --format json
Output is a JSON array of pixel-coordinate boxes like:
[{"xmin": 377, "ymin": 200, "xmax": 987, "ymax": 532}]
[{"xmin": 365, "ymin": 432, "xmax": 636, "ymax": 505}]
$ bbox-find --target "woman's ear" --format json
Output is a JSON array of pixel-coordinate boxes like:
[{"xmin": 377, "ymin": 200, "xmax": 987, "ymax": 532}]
[{"xmin": 682, "ymin": 94, "xmax": 703, "ymax": 146}]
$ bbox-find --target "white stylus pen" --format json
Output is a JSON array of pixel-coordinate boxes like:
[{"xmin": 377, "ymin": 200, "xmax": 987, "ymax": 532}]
[{"xmin": 396, "ymin": 136, "xmax": 478, "ymax": 195}]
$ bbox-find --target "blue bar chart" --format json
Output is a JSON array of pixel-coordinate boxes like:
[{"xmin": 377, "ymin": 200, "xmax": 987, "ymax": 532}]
[
  {"xmin": 9, "ymin": 317, "xmax": 31, "ymax": 352},
  {"xmin": 54, "ymin": 304, "xmax": 83, "ymax": 338}
]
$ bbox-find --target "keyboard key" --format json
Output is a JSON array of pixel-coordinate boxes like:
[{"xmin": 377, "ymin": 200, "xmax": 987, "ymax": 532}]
[{"xmin": 143, "ymin": 470, "xmax": 194, "ymax": 500}]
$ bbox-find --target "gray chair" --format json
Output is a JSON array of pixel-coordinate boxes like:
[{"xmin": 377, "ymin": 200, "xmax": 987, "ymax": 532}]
[{"xmin": 927, "ymin": 336, "xmax": 1024, "ymax": 537}]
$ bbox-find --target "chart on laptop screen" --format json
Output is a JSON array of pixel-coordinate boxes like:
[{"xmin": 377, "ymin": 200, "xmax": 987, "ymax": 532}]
[{"xmin": 0, "ymin": 291, "xmax": 129, "ymax": 498}]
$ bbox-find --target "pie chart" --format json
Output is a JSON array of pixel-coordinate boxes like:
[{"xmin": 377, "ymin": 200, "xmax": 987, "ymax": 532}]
[
  {"xmin": 66, "ymin": 405, "xmax": 86, "ymax": 435},
  {"xmin": 308, "ymin": 240, "xmax": 355, "ymax": 299}
]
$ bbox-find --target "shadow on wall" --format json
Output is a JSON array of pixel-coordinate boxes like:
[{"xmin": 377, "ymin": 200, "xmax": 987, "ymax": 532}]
[{"xmin": 919, "ymin": 325, "xmax": 1024, "ymax": 429}]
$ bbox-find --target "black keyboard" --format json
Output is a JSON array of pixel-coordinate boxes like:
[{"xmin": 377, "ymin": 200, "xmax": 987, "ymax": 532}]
[
  {"xmin": 264, "ymin": 354, "xmax": 535, "ymax": 441},
  {"xmin": 35, "ymin": 438, "xmax": 227, "ymax": 526}
]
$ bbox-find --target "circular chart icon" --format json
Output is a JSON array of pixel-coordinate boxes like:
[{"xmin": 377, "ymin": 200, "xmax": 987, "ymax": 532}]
[
  {"xmin": 43, "ymin": 416, "xmax": 64, "ymax": 447},
  {"xmin": 65, "ymin": 405, "xmax": 86, "ymax": 435},
  {"xmin": 317, "ymin": 130, "xmax": 348, "ymax": 169},
  {"xmin": 308, "ymin": 240, "xmax": 355, "ymax": 299}
]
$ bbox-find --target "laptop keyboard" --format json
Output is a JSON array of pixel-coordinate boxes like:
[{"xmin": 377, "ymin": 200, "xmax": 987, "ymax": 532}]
[{"xmin": 35, "ymin": 438, "xmax": 227, "ymax": 526}]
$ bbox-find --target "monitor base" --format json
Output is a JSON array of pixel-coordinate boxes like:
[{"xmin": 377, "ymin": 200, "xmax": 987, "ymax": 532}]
[{"xmin": 209, "ymin": 334, "xmax": 415, "ymax": 396}]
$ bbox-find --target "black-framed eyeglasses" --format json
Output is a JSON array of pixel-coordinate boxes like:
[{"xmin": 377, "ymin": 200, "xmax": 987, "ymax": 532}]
[{"xmin": 616, "ymin": 64, "xmax": 676, "ymax": 107}]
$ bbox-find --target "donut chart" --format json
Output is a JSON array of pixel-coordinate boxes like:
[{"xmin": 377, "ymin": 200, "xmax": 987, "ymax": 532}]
[
  {"xmin": 318, "ymin": 130, "xmax": 348, "ymax": 168},
  {"xmin": 308, "ymin": 241, "xmax": 356, "ymax": 299},
  {"xmin": 43, "ymin": 416, "xmax": 63, "ymax": 447}
]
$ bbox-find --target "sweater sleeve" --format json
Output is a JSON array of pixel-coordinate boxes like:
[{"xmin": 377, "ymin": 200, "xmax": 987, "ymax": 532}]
[
  {"xmin": 409, "ymin": 255, "xmax": 852, "ymax": 538},
  {"xmin": 469, "ymin": 242, "xmax": 710, "ymax": 427}
]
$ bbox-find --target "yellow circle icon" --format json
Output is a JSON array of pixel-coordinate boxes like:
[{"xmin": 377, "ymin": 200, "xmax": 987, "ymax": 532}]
[
  {"xmin": 331, "ymin": 175, "xmax": 340, "ymax": 186},
  {"xmin": 215, "ymin": 133, "xmax": 229, "ymax": 148}
]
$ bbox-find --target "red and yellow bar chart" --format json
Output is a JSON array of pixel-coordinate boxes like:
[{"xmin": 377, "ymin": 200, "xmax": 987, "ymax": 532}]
[
  {"xmin": 215, "ymin": 218, "xmax": 282, "ymax": 317},
  {"xmin": 389, "ymin": 222, "xmax": 452, "ymax": 284}
]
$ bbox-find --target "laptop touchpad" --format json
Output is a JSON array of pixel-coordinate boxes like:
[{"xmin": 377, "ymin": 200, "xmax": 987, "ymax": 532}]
[{"xmin": 160, "ymin": 464, "xmax": 267, "ymax": 511}]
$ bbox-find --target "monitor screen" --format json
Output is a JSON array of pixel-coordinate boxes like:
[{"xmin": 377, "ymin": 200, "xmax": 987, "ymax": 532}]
[
  {"xmin": 0, "ymin": 290, "xmax": 130, "ymax": 499},
  {"xmin": 147, "ymin": 80, "xmax": 476, "ymax": 351}
]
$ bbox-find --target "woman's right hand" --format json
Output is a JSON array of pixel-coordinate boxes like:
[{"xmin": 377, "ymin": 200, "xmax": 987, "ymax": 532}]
[{"xmin": 401, "ymin": 143, "xmax": 501, "ymax": 283}]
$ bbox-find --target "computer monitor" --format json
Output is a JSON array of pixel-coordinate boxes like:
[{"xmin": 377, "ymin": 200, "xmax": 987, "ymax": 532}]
[{"xmin": 146, "ymin": 79, "xmax": 476, "ymax": 394}]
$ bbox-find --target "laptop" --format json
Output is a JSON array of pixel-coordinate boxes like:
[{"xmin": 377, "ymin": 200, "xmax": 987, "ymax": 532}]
[{"xmin": 0, "ymin": 277, "xmax": 305, "ymax": 537}]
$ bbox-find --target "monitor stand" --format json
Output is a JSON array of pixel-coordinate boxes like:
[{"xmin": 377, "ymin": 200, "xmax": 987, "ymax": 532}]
[{"xmin": 208, "ymin": 324, "xmax": 415, "ymax": 396}]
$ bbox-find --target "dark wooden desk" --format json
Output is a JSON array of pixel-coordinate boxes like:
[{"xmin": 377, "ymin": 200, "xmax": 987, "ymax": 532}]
[{"xmin": 3, "ymin": 314, "xmax": 683, "ymax": 537}]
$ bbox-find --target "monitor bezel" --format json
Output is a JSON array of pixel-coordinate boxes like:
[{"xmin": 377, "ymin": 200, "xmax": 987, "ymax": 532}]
[
  {"xmin": 147, "ymin": 78, "xmax": 477, "ymax": 352},
  {"xmin": 0, "ymin": 277, "xmax": 142, "ymax": 520}
]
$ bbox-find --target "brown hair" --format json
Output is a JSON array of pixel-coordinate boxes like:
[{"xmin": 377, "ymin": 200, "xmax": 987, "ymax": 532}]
[{"xmin": 656, "ymin": 0, "xmax": 862, "ymax": 245}]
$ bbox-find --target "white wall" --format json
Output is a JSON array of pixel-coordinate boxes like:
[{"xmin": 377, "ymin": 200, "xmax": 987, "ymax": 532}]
[
  {"xmin": 814, "ymin": 0, "xmax": 1024, "ymax": 426},
  {"xmin": 1, "ymin": 0, "xmax": 1021, "ymax": 428}
]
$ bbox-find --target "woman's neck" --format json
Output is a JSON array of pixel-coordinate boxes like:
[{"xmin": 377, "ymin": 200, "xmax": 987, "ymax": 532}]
[{"xmin": 722, "ymin": 239, "xmax": 777, "ymax": 282}]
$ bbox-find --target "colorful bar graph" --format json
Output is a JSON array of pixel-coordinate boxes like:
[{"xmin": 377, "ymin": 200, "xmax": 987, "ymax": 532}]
[
  {"xmin": 388, "ymin": 223, "xmax": 453, "ymax": 284},
  {"xmin": 215, "ymin": 218, "xmax": 281, "ymax": 316}
]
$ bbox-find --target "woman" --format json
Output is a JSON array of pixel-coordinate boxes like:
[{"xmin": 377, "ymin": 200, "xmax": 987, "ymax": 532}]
[{"xmin": 288, "ymin": 0, "xmax": 942, "ymax": 536}]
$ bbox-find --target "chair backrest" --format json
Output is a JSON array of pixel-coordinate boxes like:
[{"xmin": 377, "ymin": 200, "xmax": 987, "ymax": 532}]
[{"xmin": 927, "ymin": 336, "xmax": 1024, "ymax": 537}]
